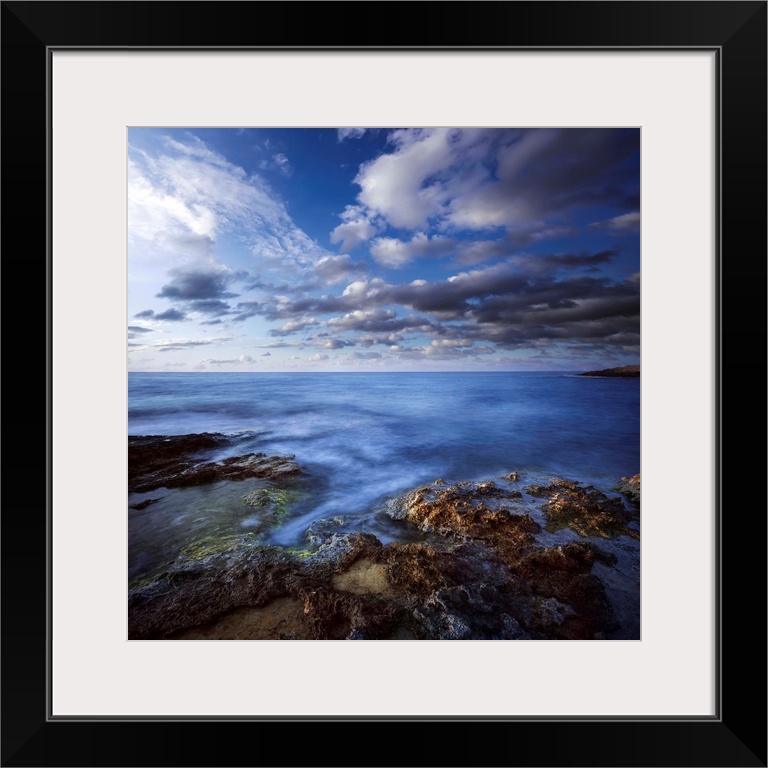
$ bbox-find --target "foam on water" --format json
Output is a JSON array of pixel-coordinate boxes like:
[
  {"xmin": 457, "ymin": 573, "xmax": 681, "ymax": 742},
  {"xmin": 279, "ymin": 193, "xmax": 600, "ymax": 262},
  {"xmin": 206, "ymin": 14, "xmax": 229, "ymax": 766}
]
[{"xmin": 129, "ymin": 371, "xmax": 640, "ymax": 573}]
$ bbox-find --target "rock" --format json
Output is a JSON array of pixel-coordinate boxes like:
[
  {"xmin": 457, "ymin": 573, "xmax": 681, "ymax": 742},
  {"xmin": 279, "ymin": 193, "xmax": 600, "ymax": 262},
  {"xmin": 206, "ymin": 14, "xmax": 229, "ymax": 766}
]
[
  {"xmin": 578, "ymin": 365, "xmax": 639, "ymax": 377},
  {"xmin": 616, "ymin": 474, "xmax": 640, "ymax": 503},
  {"xmin": 128, "ymin": 433, "xmax": 303, "ymax": 493},
  {"xmin": 130, "ymin": 497, "xmax": 160, "ymax": 511},
  {"xmin": 130, "ymin": 476, "xmax": 621, "ymax": 641},
  {"xmin": 501, "ymin": 471, "xmax": 520, "ymax": 482},
  {"xmin": 526, "ymin": 478, "xmax": 638, "ymax": 539}
]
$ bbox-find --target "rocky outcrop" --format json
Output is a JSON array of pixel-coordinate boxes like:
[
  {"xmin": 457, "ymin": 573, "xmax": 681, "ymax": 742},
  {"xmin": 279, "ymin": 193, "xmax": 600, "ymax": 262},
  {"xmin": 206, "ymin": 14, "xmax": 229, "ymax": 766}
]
[
  {"xmin": 578, "ymin": 365, "xmax": 639, "ymax": 377},
  {"xmin": 128, "ymin": 433, "xmax": 303, "ymax": 493},
  {"xmin": 526, "ymin": 478, "xmax": 638, "ymax": 539},
  {"xmin": 616, "ymin": 474, "xmax": 640, "ymax": 503},
  {"xmin": 130, "ymin": 478, "xmax": 622, "ymax": 641}
]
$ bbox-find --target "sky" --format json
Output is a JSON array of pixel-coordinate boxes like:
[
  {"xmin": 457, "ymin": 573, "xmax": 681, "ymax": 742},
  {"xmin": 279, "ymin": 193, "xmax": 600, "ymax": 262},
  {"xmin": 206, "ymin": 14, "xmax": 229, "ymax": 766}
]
[{"xmin": 128, "ymin": 127, "xmax": 640, "ymax": 372}]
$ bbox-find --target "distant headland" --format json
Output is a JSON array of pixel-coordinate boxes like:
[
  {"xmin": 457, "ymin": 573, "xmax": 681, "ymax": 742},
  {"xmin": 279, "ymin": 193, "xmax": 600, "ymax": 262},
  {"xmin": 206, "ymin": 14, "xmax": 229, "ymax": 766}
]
[{"xmin": 578, "ymin": 365, "xmax": 639, "ymax": 378}]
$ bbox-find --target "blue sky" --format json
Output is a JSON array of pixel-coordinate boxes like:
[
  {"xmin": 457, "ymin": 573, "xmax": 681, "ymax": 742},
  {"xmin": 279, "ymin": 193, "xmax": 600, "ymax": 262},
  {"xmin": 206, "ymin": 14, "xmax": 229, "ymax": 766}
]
[{"xmin": 128, "ymin": 127, "xmax": 640, "ymax": 371}]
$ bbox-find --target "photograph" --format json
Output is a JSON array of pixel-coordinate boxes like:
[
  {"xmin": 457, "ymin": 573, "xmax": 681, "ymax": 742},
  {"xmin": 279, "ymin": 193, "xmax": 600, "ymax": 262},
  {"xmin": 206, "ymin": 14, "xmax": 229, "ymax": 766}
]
[
  {"xmin": 127, "ymin": 126, "xmax": 641, "ymax": 641},
  {"xmin": 2, "ymin": 0, "xmax": 763, "ymax": 762}
]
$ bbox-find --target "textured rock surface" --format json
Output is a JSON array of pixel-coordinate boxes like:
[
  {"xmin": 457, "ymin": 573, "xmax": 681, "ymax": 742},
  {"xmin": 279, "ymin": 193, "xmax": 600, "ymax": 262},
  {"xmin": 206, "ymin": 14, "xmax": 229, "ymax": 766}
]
[
  {"xmin": 130, "ymin": 479, "xmax": 623, "ymax": 641},
  {"xmin": 526, "ymin": 478, "xmax": 639, "ymax": 539},
  {"xmin": 616, "ymin": 474, "xmax": 641, "ymax": 503},
  {"xmin": 129, "ymin": 433, "xmax": 303, "ymax": 493}
]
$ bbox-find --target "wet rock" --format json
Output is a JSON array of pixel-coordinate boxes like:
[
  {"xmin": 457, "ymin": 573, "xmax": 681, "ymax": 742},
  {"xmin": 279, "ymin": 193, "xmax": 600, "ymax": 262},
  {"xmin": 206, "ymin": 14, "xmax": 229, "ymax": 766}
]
[
  {"xmin": 526, "ymin": 478, "xmax": 638, "ymax": 539},
  {"xmin": 128, "ymin": 433, "xmax": 303, "ymax": 493},
  {"xmin": 130, "ymin": 473, "xmax": 621, "ymax": 640},
  {"xmin": 386, "ymin": 481, "xmax": 536, "ymax": 547},
  {"xmin": 130, "ymin": 497, "xmax": 160, "ymax": 511},
  {"xmin": 616, "ymin": 474, "xmax": 640, "ymax": 503},
  {"xmin": 501, "ymin": 471, "xmax": 520, "ymax": 482}
]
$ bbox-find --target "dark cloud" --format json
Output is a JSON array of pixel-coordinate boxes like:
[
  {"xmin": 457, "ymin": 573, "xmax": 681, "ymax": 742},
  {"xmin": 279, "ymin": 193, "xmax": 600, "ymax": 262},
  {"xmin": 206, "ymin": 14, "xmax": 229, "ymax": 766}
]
[
  {"xmin": 152, "ymin": 339, "xmax": 229, "ymax": 353},
  {"xmin": 157, "ymin": 267, "xmax": 238, "ymax": 301},
  {"xmin": 127, "ymin": 325, "xmax": 152, "ymax": 334},
  {"xmin": 154, "ymin": 308, "xmax": 187, "ymax": 322},
  {"xmin": 510, "ymin": 249, "xmax": 619, "ymax": 275},
  {"xmin": 133, "ymin": 309, "xmax": 155, "ymax": 319},
  {"xmin": 188, "ymin": 299, "xmax": 232, "ymax": 316},
  {"xmin": 231, "ymin": 301, "xmax": 261, "ymax": 322},
  {"xmin": 262, "ymin": 352, "xmax": 271, "ymax": 357}
]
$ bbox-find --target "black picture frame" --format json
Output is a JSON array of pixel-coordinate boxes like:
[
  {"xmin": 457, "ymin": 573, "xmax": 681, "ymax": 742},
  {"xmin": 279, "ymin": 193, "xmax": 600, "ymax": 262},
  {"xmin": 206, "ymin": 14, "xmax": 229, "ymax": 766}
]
[{"xmin": 3, "ymin": 2, "xmax": 765, "ymax": 766}]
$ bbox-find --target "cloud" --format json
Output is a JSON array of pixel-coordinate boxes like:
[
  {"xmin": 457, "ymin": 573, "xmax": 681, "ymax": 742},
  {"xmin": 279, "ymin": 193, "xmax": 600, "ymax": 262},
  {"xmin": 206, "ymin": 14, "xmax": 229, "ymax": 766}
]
[
  {"xmin": 198, "ymin": 354, "xmax": 256, "ymax": 366},
  {"xmin": 132, "ymin": 308, "xmax": 188, "ymax": 321},
  {"xmin": 128, "ymin": 337, "xmax": 231, "ymax": 354},
  {"xmin": 269, "ymin": 316, "xmax": 318, "ymax": 336},
  {"xmin": 259, "ymin": 153, "xmax": 292, "ymax": 177},
  {"xmin": 509, "ymin": 249, "xmax": 619, "ymax": 275},
  {"xmin": 328, "ymin": 308, "xmax": 432, "ymax": 334},
  {"xmin": 337, "ymin": 128, "xmax": 367, "ymax": 141},
  {"xmin": 129, "ymin": 135, "xmax": 337, "ymax": 283},
  {"xmin": 127, "ymin": 325, "xmax": 153, "ymax": 334},
  {"xmin": 155, "ymin": 308, "xmax": 187, "ymax": 321},
  {"xmin": 330, "ymin": 205, "xmax": 381, "ymax": 252},
  {"xmin": 188, "ymin": 299, "xmax": 232, "ymax": 317},
  {"xmin": 309, "ymin": 353, "xmax": 329, "ymax": 361},
  {"xmin": 591, "ymin": 211, "xmax": 640, "ymax": 232},
  {"xmin": 309, "ymin": 254, "xmax": 366, "ymax": 285},
  {"xmin": 335, "ymin": 127, "xmax": 639, "ymax": 244},
  {"xmin": 231, "ymin": 301, "xmax": 261, "ymax": 322},
  {"xmin": 251, "ymin": 341, "xmax": 305, "ymax": 349},
  {"xmin": 318, "ymin": 337, "xmax": 354, "ymax": 349},
  {"xmin": 262, "ymin": 352, "xmax": 271, "ymax": 357},
  {"xmin": 353, "ymin": 128, "xmax": 458, "ymax": 229},
  {"xmin": 157, "ymin": 266, "xmax": 238, "ymax": 301},
  {"xmin": 369, "ymin": 232, "xmax": 457, "ymax": 268}
]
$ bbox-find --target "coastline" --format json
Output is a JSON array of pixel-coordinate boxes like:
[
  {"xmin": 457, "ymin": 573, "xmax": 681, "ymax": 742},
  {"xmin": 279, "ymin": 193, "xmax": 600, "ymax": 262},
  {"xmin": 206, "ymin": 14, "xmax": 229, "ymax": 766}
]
[
  {"xmin": 128, "ymin": 434, "xmax": 640, "ymax": 641},
  {"xmin": 577, "ymin": 365, "xmax": 640, "ymax": 378}
]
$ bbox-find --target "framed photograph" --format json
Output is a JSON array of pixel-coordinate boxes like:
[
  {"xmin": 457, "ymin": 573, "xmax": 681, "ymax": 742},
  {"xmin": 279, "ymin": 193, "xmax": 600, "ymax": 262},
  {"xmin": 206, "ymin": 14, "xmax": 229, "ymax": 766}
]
[{"xmin": 4, "ymin": 1, "xmax": 765, "ymax": 765}]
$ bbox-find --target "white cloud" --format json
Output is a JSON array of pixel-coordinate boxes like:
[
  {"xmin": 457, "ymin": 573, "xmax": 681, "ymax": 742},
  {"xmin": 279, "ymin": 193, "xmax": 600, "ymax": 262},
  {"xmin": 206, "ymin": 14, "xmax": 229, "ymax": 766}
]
[
  {"xmin": 198, "ymin": 354, "xmax": 256, "ymax": 366},
  {"xmin": 328, "ymin": 308, "xmax": 395, "ymax": 330},
  {"xmin": 330, "ymin": 205, "xmax": 381, "ymax": 252},
  {"xmin": 369, "ymin": 232, "xmax": 456, "ymax": 268},
  {"xmin": 591, "ymin": 211, "xmax": 641, "ymax": 232},
  {"xmin": 129, "ymin": 136, "xmax": 333, "ymax": 277},
  {"xmin": 309, "ymin": 353, "xmax": 329, "ymax": 361},
  {"xmin": 337, "ymin": 128, "xmax": 367, "ymax": 141},
  {"xmin": 259, "ymin": 152, "xmax": 293, "ymax": 177},
  {"xmin": 335, "ymin": 128, "xmax": 640, "ymax": 243},
  {"xmin": 271, "ymin": 316, "xmax": 318, "ymax": 336},
  {"xmin": 354, "ymin": 128, "xmax": 456, "ymax": 229}
]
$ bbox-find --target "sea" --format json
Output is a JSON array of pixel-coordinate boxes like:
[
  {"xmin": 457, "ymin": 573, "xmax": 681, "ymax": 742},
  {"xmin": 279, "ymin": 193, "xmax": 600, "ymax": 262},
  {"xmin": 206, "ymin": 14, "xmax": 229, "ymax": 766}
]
[{"xmin": 128, "ymin": 371, "xmax": 640, "ymax": 634}]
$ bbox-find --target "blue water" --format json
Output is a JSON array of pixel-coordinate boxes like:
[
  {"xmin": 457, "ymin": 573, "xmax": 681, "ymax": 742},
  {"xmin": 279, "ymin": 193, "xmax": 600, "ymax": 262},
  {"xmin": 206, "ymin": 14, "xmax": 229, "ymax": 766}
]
[{"xmin": 129, "ymin": 371, "xmax": 639, "ymax": 548}]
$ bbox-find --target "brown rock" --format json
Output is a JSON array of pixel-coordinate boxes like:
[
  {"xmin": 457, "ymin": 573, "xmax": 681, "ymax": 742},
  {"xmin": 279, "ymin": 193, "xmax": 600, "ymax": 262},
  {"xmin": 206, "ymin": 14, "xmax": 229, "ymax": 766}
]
[{"xmin": 128, "ymin": 433, "xmax": 303, "ymax": 493}]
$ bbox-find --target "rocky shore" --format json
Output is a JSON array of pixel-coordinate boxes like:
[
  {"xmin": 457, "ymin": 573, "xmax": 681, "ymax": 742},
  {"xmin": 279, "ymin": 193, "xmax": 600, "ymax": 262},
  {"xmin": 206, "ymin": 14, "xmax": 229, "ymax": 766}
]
[
  {"xmin": 578, "ymin": 365, "xmax": 640, "ymax": 377},
  {"xmin": 128, "ymin": 434, "xmax": 639, "ymax": 641}
]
